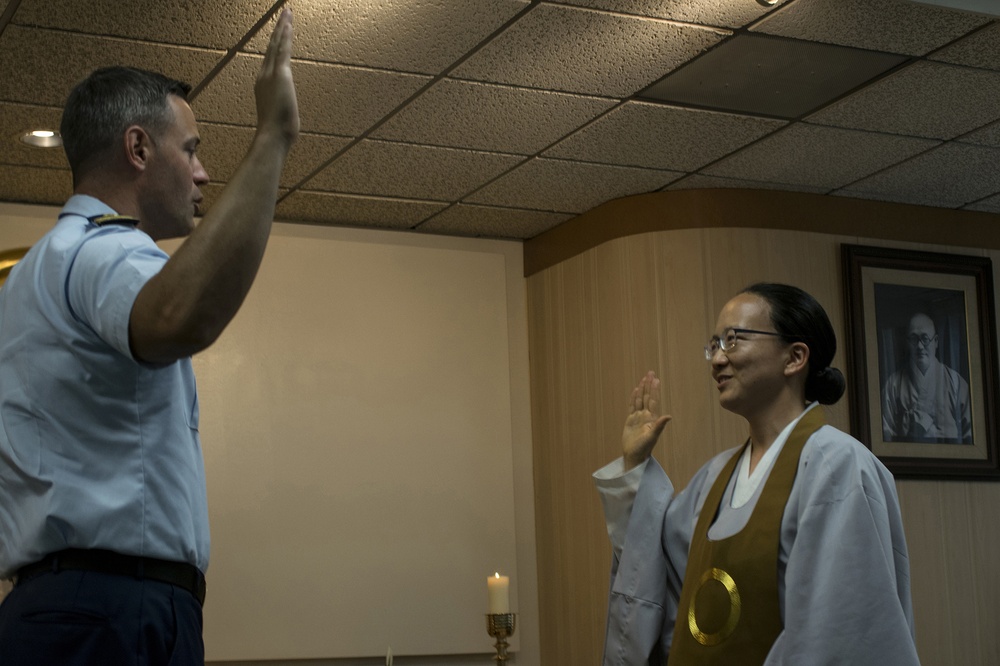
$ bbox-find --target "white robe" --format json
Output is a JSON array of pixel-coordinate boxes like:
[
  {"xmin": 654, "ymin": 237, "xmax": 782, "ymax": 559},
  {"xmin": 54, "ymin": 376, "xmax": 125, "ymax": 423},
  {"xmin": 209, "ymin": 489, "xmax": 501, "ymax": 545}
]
[
  {"xmin": 594, "ymin": 424, "xmax": 919, "ymax": 665},
  {"xmin": 882, "ymin": 358, "xmax": 972, "ymax": 443}
]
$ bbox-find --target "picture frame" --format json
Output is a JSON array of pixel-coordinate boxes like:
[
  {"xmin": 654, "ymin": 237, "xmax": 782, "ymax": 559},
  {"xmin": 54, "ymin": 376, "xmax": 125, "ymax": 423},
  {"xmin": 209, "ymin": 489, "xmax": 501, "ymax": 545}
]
[{"xmin": 842, "ymin": 244, "xmax": 999, "ymax": 480}]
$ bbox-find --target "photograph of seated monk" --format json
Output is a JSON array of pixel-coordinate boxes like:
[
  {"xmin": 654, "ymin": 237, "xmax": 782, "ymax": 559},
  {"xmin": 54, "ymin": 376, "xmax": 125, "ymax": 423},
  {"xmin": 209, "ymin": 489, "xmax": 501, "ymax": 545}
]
[{"xmin": 881, "ymin": 312, "xmax": 972, "ymax": 444}]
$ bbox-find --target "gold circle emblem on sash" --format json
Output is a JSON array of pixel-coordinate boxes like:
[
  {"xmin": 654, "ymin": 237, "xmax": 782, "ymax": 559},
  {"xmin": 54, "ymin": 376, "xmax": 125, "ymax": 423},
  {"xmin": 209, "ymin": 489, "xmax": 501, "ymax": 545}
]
[{"xmin": 688, "ymin": 567, "xmax": 741, "ymax": 646}]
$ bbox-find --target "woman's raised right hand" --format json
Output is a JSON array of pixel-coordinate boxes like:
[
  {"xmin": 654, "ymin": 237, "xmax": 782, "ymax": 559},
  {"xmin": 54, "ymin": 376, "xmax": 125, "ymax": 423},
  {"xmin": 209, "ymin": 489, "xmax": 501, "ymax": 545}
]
[{"xmin": 622, "ymin": 371, "xmax": 672, "ymax": 471}]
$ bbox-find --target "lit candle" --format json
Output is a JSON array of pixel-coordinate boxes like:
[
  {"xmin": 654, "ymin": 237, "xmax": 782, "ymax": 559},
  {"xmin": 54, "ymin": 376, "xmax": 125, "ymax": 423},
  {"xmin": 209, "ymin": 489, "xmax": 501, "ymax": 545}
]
[{"xmin": 487, "ymin": 572, "xmax": 510, "ymax": 614}]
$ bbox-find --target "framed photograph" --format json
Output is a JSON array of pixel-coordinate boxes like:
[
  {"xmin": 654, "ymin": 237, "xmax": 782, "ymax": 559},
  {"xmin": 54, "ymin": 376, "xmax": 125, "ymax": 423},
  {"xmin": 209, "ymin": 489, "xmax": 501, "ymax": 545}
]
[{"xmin": 842, "ymin": 244, "xmax": 999, "ymax": 480}]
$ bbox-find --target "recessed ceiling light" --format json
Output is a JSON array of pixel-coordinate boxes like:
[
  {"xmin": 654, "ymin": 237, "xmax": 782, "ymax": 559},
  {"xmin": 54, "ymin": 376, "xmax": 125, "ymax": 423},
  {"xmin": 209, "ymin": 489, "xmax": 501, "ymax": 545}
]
[
  {"xmin": 757, "ymin": 0, "xmax": 779, "ymax": 5},
  {"xmin": 20, "ymin": 130, "xmax": 62, "ymax": 148}
]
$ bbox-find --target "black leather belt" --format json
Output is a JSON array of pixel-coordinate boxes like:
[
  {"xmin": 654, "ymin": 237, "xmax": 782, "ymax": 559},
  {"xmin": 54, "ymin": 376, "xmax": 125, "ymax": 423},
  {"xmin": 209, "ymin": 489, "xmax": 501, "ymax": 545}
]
[{"xmin": 15, "ymin": 549, "xmax": 206, "ymax": 606}]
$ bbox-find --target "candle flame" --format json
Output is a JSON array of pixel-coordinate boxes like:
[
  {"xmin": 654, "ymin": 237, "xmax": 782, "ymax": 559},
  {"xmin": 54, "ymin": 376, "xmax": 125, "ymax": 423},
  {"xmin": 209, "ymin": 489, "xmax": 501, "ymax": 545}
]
[{"xmin": 494, "ymin": 572, "xmax": 500, "ymax": 578}]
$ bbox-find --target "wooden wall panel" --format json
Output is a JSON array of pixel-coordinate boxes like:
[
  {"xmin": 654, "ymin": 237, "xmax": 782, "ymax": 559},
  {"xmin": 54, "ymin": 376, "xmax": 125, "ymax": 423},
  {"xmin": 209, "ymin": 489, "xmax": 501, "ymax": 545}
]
[{"xmin": 527, "ymin": 199, "xmax": 1000, "ymax": 665}]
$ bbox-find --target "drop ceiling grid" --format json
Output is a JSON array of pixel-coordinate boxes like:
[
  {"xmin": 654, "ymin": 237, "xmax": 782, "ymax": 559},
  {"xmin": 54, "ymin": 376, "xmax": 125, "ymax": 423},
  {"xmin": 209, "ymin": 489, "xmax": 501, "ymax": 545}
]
[
  {"xmin": 0, "ymin": 0, "xmax": 998, "ymax": 237},
  {"xmin": 194, "ymin": 124, "xmax": 354, "ymax": 188},
  {"xmin": 448, "ymin": 3, "xmax": 730, "ymax": 97},
  {"xmin": 369, "ymin": 79, "xmax": 618, "ymax": 154},
  {"xmin": 668, "ymin": 173, "xmax": 829, "ymax": 195},
  {"xmin": 192, "ymin": 53, "xmax": 434, "ymax": 136},
  {"xmin": 241, "ymin": 0, "xmax": 533, "ymax": 74},
  {"xmin": 639, "ymin": 33, "xmax": 909, "ymax": 120},
  {"xmin": 463, "ymin": 157, "xmax": 684, "ymax": 214},
  {"xmin": 929, "ymin": 22, "xmax": 1000, "ymax": 69},
  {"xmin": 418, "ymin": 204, "xmax": 573, "ymax": 239},
  {"xmin": 275, "ymin": 190, "xmax": 448, "ymax": 230},
  {"xmin": 551, "ymin": 0, "xmax": 789, "ymax": 28},
  {"xmin": 701, "ymin": 123, "xmax": 942, "ymax": 190},
  {"xmin": 836, "ymin": 142, "xmax": 1000, "ymax": 207},
  {"xmin": 303, "ymin": 140, "xmax": 526, "ymax": 202},
  {"xmin": 11, "ymin": 0, "xmax": 278, "ymax": 50},
  {"xmin": 961, "ymin": 120, "xmax": 1000, "ymax": 147},
  {"xmin": 750, "ymin": 0, "xmax": 992, "ymax": 55},
  {"xmin": 965, "ymin": 191, "xmax": 1000, "ymax": 214},
  {"xmin": 0, "ymin": 26, "xmax": 224, "ymax": 107},
  {"xmin": 806, "ymin": 60, "xmax": 1000, "ymax": 139},
  {"xmin": 542, "ymin": 102, "xmax": 787, "ymax": 171}
]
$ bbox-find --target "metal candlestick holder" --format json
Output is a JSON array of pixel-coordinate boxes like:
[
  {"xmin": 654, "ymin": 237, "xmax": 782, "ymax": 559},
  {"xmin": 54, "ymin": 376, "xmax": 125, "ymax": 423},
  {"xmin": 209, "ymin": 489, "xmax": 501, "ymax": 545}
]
[{"xmin": 486, "ymin": 612, "xmax": 516, "ymax": 662}]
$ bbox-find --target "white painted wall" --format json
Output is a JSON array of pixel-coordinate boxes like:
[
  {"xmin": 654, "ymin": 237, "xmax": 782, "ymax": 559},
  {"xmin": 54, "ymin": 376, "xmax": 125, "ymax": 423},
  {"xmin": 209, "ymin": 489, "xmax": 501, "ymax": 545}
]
[{"xmin": 0, "ymin": 203, "xmax": 538, "ymax": 665}]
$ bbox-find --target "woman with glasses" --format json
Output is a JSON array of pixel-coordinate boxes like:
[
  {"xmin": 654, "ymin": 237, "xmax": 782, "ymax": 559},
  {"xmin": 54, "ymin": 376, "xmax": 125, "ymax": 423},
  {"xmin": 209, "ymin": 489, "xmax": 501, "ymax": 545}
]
[{"xmin": 593, "ymin": 283, "xmax": 919, "ymax": 665}]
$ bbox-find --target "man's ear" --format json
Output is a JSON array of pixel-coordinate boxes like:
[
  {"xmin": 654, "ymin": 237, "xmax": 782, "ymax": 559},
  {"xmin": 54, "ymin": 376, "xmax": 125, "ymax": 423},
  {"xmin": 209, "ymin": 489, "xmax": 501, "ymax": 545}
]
[
  {"xmin": 124, "ymin": 125, "xmax": 152, "ymax": 172},
  {"xmin": 784, "ymin": 341, "xmax": 810, "ymax": 377}
]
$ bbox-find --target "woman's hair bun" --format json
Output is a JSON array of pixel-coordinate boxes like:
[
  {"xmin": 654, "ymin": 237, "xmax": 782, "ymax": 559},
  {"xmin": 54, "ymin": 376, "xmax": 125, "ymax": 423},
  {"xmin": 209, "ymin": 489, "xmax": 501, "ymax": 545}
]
[{"xmin": 808, "ymin": 366, "xmax": 846, "ymax": 405}]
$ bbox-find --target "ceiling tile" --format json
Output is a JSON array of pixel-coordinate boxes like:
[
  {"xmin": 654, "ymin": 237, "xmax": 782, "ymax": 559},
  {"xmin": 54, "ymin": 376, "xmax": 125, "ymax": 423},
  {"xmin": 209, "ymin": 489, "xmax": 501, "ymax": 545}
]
[
  {"xmin": 197, "ymin": 184, "xmax": 293, "ymax": 218},
  {"xmin": 0, "ymin": 0, "xmax": 995, "ymax": 241},
  {"xmin": 303, "ymin": 140, "xmax": 524, "ymax": 201},
  {"xmin": 12, "ymin": 0, "xmax": 276, "ymax": 50},
  {"xmin": 372, "ymin": 79, "xmax": 615, "ymax": 154},
  {"xmin": 907, "ymin": 0, "xmax": 1000, "ymax": 14},
  {"xmin": 752, "ymin": 0, "xmax": 990, "ymax": 55},
  {"xmin": 0, "ymin": 165, "xmax": 72, "ymax": 206},
  {"xmin": 464, "ymin": 158, "xmax": 682, "ymax": 213},
  {"xmin": 196, "ymin": 124, "xmax": 352, "ymax": 188},
  {"xmin": 703, "ymin": 123, "xmax": 940, "ymax": 189},
  {"xmin": 544, "ymin": 101, "xmax": 786, "ymax": 171},
  {"xmin": 929, "ymin": 23, "xmax": 1000, "ymax": 71},
  {"xmin": 959, "ymin": 119, "xmax": 1000, "ymax": 147},
  {"xmin": 0, "ymin": 26, "xmax": 222, "ymax": 107},
  {"xmin": 244, "ymin": 0, "xmax": 530, "ymax": 73},
  {"xmin": 417, "ymin": 204, "xmax": 573, "ymax": 240},
  {"xmin": 450, "ymin": 3, "xmax": 727, "ymax": 97},
  {"xmin": 807, "ymin": 61, "xmax": 1000, "ymax": 139},
  {"xmin": 667, "ymin": 173, "xmax": 828, "ymax": 194},
  {"xmin": 275, "ymin": 191, "xmax": 446, "ymax": 230},
  {"xmin": 191, "ymin": 53, "xmax": 431, "ymax": 135},
  {"xmin": 962, "ymin": 192, "xmax": 1000, "ymax": 214},
  {"xmin": 555, "ymin": 0, "xmax": 789, "ymax": 29},
  {"xmin": 196, "ymin": 183, "xmax": 228, "ymax": 216},
  {"xmin": 836, "ymin": 142, "xmax": 1000, "ymax": 207},
  {"xmin": 641, "ymin": 34, "xmax": 905, "ymax": 119},
  {"xmin": 0, "ymin": 103, "xmax": 69, "ymax": 169},
  {"xmin": 829, "ymin": 190, "xmax": 912, "ymax": 206}
]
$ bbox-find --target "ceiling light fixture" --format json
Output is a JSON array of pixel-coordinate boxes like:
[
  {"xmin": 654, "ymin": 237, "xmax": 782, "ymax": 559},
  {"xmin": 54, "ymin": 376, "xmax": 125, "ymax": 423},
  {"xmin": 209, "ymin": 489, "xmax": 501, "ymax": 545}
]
[
  {"xmin": 757, "ymin": 0, "xmax": 779, "ymax": 5},
  {"xmin": 20, "ymin": 130, "xmax": 62, "ymax": 149}
]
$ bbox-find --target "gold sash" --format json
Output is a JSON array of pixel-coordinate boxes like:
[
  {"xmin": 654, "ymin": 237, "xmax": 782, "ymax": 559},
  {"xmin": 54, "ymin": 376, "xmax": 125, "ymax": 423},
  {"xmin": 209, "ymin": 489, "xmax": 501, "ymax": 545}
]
[{"xmin": 668, "ymin": 407, "xmax": 825, "ymax": 665}]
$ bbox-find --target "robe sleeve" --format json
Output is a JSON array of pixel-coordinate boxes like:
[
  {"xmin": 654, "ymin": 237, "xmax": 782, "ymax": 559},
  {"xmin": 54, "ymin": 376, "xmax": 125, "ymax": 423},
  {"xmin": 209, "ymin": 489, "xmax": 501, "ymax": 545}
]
[
  {"xmin": 881, "ymin": 373, "xmax": 901, "ymax": 440},
  {"xmin": 951, "ymin": 369, "xmax": 973, "ymax": 442},
  {"xmin": 595, "ymin": 458, "xmax": 674, "ymax": 665},
  {"xmin": 594, "ymin": 454, "xmax": 733, "ymax": 665},
  {"xmin": 594, "ymin": 457, "xmax": 648, "ymax": 562},
  {"xmin": 765, "ymin": 432, "xmax": 920, "ymax": 665}
]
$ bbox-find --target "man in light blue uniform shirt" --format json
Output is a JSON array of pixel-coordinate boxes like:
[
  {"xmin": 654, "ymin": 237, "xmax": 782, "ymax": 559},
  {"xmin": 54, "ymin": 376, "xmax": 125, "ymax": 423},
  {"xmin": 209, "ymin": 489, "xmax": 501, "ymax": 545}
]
[
  {"xmin": 0, "ymin": 194, "xmax": 209, "ymax": 573},
  {"xmin": 0, "ymin": 9, "xmax": 298, "ymax": 664}
]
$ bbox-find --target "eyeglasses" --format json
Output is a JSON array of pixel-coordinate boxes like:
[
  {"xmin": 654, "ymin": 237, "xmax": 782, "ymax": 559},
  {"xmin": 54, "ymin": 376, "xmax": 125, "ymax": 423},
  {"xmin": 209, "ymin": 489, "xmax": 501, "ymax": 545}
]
[
  {"xmin": 704, "ymin": 327, "xmax": 783, "ymax": 361},
  {"xmin": 907, "ymin": 333, "xmax": 937, "ymax": 348}
]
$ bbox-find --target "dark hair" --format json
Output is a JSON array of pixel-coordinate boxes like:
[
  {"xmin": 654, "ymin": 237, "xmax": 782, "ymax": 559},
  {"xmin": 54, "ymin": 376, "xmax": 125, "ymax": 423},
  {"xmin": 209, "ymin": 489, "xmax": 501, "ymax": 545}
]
[
  {"xmin": 741, "ymin": 282, "xmax": 846, "ymax": 405},
  {"xmin": 60, "ymin": 67, "xmax": 191, "ymax": 184}
]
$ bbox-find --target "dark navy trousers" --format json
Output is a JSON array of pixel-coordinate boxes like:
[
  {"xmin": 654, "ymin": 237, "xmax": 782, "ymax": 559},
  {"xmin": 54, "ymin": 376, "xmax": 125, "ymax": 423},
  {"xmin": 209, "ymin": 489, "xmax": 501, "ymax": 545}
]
[{"xmin": 0, "ymin": 569, "xmax": 203, "ymax": 665}]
